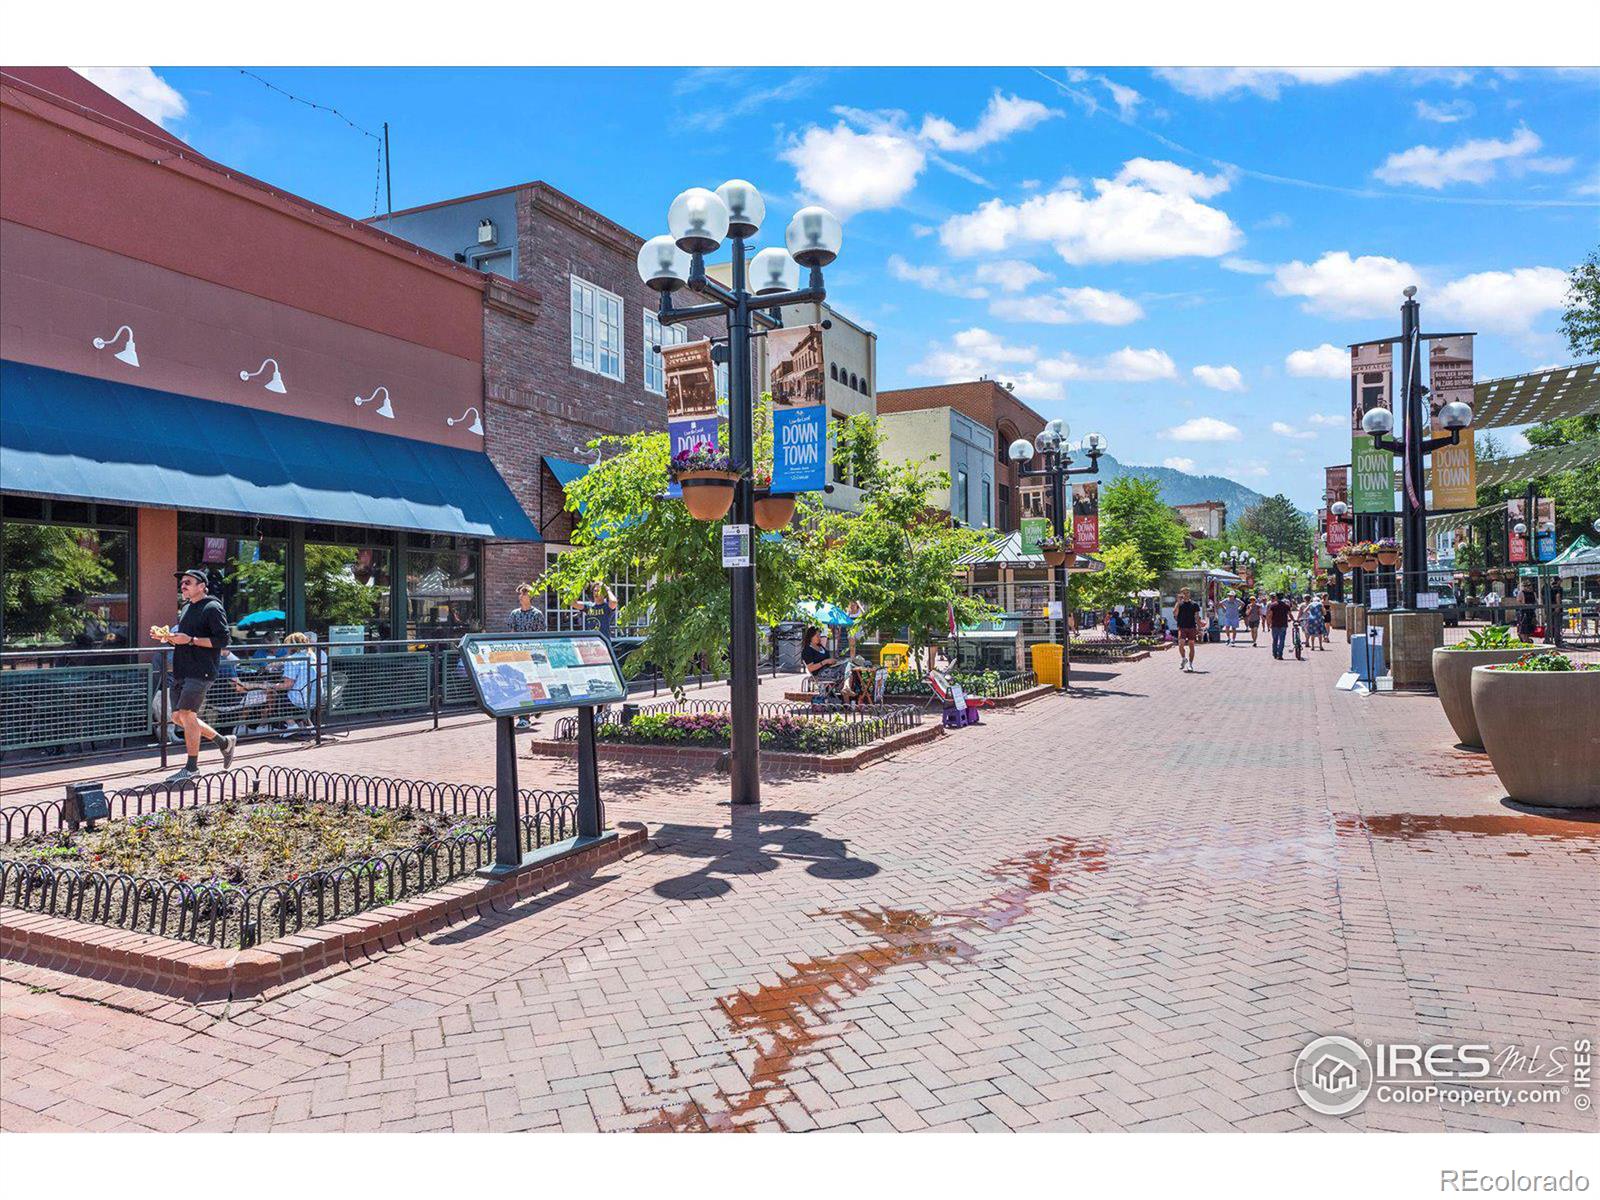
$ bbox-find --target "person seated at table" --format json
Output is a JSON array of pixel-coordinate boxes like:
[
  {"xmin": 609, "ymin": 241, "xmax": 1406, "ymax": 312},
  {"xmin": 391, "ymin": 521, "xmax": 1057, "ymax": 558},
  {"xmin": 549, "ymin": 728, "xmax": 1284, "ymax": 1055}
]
[
  {"xmin": 270, "ymin": 632, "xmax": 326, "ymax": 736},
  {"xmin": 802, "ymin": 625, "xmax": 860, "ymax": 700}
]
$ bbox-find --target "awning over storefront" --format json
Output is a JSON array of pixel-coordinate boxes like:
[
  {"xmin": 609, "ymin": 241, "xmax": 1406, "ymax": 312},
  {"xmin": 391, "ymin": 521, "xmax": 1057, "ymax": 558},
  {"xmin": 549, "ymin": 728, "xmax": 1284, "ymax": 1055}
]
[
  {"xmin": 0, "ymin": 361, "xmax": 537, "ymax": 540},
  {"xmin": 542, "ymin": 456, "xmax": 591, "ymax": 489}
]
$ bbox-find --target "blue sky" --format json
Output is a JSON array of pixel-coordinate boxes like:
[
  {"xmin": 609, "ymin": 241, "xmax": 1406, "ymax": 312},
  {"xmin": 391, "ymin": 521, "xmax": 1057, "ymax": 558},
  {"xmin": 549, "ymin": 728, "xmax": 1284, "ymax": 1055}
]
[{"xmin": 85, "ymin": 65, "xmax": 1600, "ymax": 509}]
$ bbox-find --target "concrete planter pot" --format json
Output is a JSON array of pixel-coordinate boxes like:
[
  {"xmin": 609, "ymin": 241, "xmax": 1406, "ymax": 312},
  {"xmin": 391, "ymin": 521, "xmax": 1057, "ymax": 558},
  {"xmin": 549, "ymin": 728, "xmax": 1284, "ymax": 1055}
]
[
  {"xmin": 1430, "ymin": 647, "xmax": 1529, "ymax": 747},
  {"xmin": 1471, "ymin": 665, "xmax": 1600, "ymax": 808}
]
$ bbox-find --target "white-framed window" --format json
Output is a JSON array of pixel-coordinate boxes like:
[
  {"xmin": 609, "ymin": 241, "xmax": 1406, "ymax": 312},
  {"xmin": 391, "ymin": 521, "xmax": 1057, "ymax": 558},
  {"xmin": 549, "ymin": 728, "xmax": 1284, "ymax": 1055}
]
[
  {"xmin": 643, "ymin": 311, "xmax": 687, "ymax": 394},
  {"xmin": 571, "ymin": 276, "xmax": 623, "ymax": 381},
  {"xmin": 542, "ymin": 551, "xmax": 650, "ymax": 636}
]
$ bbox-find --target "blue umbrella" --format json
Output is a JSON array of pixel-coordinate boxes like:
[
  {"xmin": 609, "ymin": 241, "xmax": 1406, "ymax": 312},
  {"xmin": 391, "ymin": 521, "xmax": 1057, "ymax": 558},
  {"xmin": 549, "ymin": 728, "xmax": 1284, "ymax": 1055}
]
[
  {"xmin": 796, "ymin": 600, "xmax": 854, "ymax": 627},
  {"xmin": 238, "ymin": 609, "xmax": 287, "ymax": 627}
]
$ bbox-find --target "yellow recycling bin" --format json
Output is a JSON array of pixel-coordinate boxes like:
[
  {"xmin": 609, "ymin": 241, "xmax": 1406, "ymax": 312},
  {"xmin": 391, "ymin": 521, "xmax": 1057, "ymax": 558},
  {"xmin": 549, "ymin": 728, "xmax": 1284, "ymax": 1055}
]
[
  {"xmin": 1030, "ymin": 642, "xmax": 1063, "ymax": 688},
  {"xmin": 879, "ymin": 642, "xmax": 910, "ymax": 669}
]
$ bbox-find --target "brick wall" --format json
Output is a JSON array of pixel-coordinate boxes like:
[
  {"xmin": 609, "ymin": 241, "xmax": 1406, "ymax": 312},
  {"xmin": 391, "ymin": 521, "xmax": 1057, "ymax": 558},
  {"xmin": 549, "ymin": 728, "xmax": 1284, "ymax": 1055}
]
[{"xmin": 479, "ymin": 184, "xmax": 721, "ymax": 629}]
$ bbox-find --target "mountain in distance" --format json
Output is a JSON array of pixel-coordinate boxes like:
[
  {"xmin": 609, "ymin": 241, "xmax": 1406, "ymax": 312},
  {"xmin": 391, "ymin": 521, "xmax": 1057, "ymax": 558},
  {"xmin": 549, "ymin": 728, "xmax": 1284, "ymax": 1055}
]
[{"xmin": 1089, "ymin": 453, "xmax": 1283, "ymax": 520}]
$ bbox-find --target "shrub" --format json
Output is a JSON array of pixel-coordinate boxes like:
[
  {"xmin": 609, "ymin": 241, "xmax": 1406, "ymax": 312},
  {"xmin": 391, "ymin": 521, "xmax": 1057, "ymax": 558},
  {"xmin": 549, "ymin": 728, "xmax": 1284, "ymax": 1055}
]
[{"xmin": 1449, "ymin": 625, "xmax": 1530, "ymax": 651}]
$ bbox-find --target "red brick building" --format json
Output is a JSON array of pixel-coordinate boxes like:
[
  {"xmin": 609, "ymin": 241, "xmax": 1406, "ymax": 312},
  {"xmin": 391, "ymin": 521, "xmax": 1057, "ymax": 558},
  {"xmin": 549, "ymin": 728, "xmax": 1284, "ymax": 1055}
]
[{"xmin": 876, "ymin": 379, "xmax": 1050, "ymax": 532}]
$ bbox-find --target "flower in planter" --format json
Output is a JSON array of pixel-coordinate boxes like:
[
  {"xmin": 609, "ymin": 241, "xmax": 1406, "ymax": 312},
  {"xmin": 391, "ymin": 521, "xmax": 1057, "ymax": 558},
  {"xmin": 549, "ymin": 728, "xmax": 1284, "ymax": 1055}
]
[
  {"xmin": 1036, "ymin": 535, "xmax": 1066, "ymax": 552},
  {"xmin": 669, "ymin": 442, "xmax": 738, "ymax": 478},
  {"xmin": 1492, "ymin": 650, "xmax": 1593, "ymax": 672}
]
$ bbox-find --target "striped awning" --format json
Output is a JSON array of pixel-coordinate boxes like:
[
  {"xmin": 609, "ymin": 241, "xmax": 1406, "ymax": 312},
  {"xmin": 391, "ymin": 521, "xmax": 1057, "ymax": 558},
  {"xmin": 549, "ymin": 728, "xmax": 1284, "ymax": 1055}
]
[
  {"xmin": 1472, "ymin": 360, "xmax": 1600, "ymax": 430},
  {"xmin": 1396, "ymin": 439, "xmax": 1600, "ymax": 494}
]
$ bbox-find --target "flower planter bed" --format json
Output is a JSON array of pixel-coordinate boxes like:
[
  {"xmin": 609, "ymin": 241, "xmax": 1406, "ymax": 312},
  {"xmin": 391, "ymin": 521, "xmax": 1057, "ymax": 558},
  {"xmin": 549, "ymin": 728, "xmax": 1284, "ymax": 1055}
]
[{"xmin": 530, "ymin": 721, "xmax": 942, "ymax": 774}]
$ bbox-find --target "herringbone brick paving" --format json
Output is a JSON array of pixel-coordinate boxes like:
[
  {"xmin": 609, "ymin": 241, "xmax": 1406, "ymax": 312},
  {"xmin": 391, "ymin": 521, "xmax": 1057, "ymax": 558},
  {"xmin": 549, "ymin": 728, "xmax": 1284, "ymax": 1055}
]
[{"xmin": 2, "ymin": 638, "xmax": 1595, "ymax": 1132}]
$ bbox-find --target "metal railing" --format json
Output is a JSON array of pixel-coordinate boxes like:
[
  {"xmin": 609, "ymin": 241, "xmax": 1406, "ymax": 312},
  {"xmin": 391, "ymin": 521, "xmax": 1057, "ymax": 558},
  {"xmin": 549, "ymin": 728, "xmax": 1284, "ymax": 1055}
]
[
  {"xmin": 0, "ymin": 766, "xmax": 580, "ymax": 949},
  {"xmin": 554, "ymin": 699, "xmax": 923, "ymax": 756}
]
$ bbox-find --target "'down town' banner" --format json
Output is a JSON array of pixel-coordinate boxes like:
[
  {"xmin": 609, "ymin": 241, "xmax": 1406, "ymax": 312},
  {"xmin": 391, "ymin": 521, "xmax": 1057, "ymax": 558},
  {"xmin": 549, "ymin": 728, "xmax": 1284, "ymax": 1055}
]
[
  {"xmin": 664, "ymin": 339, "xmax": 719, "ymax": 498},
  {"xmin": 767, "ymin": 325, "xmax": 828, "ymax": 493},
  {"xmin": 1537, "ymin": 498, "xmax": 1558, "ymax": 562},
  {"xmin": 1020, "ymin": 517, "xmax": 1050, "ymax": 557},
  {"xmin": 1071, "ymin": 482, "xmax": 1099, "ymax": 554},
  {"xmin": 1324, "ymin": 465, "xmax": 1350, "ymax": 555},
  {"xmin": 1507, "ymin": 498, "xmax": 1529, "ymax": 563},
  {"xmin": 1427, "ymin": 335, "xmax": 1476, "ymax": 510},
  {"xmin": 1350, "ymin": 343, "xmax": 1394, "ymax": 513}
]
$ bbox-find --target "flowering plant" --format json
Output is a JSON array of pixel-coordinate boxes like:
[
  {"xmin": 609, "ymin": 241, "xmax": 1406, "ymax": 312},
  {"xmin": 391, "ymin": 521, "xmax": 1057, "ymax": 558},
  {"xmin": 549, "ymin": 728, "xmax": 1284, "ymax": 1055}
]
[
  {"xmin": 1375, "ymin": 537, "xmax": 1398, "ymax": 551},
  {"xmin": 669, "ymin": 443, "xmax": 737, "ymax": 477},
  {"xmin": 1036, "ymin": 535, "xmax": 1067, "ymax": 552},
  {"xmin": 1491, "ymin": 650, "xmax": 1594, "ymax": 672}
]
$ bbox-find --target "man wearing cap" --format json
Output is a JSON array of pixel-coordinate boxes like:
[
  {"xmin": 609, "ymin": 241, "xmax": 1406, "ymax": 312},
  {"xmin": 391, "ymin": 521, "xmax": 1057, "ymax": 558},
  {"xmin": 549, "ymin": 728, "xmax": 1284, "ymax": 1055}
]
[{"xmin": 152, "ymin": 567, "xmax": 236, "ymax": 783}]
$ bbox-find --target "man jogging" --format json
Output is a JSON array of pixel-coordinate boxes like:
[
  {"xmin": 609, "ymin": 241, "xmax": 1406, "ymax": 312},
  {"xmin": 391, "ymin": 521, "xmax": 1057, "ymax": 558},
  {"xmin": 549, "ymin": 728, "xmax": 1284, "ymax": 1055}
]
[
  {"xmin": 1267, "ymin": 592, "xmax": 1293, "ymax": 660},
  {"xmin": 1174, "ymin": 587, "xmax": 1201, "ymax": 673},
  {"xmin": 152, "ymin": 567, "xmax": 235, "ymax": 783}
]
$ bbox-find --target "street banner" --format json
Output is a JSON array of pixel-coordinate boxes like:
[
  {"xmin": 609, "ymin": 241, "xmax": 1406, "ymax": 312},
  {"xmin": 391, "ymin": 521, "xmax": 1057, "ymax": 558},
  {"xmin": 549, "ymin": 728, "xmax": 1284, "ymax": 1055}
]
[
  {"xmin": 665, "ymin": 339, "xmax": 719, "ymax": 498},
  {"xmin": 1020, "ymin": 516, "xmax": 1050, "ymax": 556},
  {"xmin": 1071, "ymin": 481, "xmax": 1099, "ymax": 554},
  {"xmin": 1536, "ymin": 498, "xmax": 1558, "ymax": 562},
  {"xmin": 1427, "ymin": 335, "xmax": 1476, "ymax": 510},
  {"xmin": 1507, "ymin": 498, "xmax": 1528, "ymax": 563},
  {"xmin": 1324, "ymin": 466, "xmax": 1350, "ymax": 555},
  {"xmin": 1350, "ymin": 343, "xmax": 1394, "ymax": 513},
  {"xmin": 767, "ymin": 325, "xmax": 826, "ymax": 408}
]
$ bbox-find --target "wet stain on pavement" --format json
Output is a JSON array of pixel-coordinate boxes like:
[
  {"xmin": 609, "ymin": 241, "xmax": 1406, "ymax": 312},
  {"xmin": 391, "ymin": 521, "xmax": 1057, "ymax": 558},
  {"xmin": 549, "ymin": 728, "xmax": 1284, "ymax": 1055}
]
[
  {"xmin": 1423, "ymin": 754, "xmax": 1502, "ymax": 779},
  {"xmin": 636, "ymin": 835, "xmax": 1108, "ymax": 1132},
  {"xmin": 1337, "ymin": 812, "xmax": 1600, "ymax": 851}
]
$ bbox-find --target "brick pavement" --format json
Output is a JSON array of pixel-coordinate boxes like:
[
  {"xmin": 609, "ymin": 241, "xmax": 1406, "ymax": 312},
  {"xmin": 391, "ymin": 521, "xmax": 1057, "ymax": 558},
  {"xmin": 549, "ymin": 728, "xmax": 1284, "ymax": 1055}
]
[{"xmin": 2, "ymin": 638, "xmax": 1596, "ymax": 1133}]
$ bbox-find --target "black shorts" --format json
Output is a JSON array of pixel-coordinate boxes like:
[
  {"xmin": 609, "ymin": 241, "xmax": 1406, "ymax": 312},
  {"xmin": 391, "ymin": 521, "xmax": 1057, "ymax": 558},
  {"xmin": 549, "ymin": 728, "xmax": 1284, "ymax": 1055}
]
[{"xmin": 170, "ymin": 677, "xmax": 211, "ymax": 713}]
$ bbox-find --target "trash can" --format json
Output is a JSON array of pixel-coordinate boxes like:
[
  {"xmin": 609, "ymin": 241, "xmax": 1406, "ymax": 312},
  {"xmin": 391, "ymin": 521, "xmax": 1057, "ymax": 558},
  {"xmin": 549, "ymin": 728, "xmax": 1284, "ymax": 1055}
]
[
  {"xmin": 773, "ymin": 622, "xmax": 806, "ymax": 672},
  {"xmin": 1030, "ymin": 642, "xmax": 1063, "ymax": 688},
  {"xmin": 879, "ymin": 642, "xmax": 910, "ymax": 668}
]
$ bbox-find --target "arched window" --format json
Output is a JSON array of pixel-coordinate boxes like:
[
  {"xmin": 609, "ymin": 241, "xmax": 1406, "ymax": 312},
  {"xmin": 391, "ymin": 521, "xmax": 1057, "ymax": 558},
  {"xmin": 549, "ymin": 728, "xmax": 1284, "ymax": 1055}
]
[
  {"xmin": 830, "ymin": 363, "xmax": 839, "ymax": 381},
  {"xmin": 849, "ymin": 373, "xmax": 859, "ymax": 390}
]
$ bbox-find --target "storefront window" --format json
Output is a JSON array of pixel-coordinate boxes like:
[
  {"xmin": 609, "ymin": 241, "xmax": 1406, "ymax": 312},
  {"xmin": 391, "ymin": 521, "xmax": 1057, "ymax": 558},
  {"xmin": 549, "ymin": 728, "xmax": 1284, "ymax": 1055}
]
[
  {"xmin": 177, "ymin": 533, "xmax": 288, "ymax": 648},
  {"xmin": 2, "ymin": 519, "xmax": 133, "ymax": 651},
  {"xmin": 305, "ymin": 542, "xmax": 392, "ymax": 643},
  {"xmin": 542, "ymin": 552, "xmax": 648, "ymax": 636},
  {"xmin": 405, "ymin": 541, "xmax": 481, "ymax": 638}
]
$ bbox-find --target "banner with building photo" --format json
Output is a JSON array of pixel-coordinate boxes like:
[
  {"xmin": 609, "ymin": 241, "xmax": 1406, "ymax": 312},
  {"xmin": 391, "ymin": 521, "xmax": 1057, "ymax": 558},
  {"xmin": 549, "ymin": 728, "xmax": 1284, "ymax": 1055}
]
[
  {"xmin": 1350, "ymin": 343, "xmax": 1394, "ymax": 513},
  {"xmin": 1507, "ymin": 498, "xmax": 1528, "ymax": 563},
  {"xmin": 768, "ymin": 324, "xmax": 828, "ymax": 493},
  {"xmin": 1536, "ymin": 498, "xmax": 1558, "ymax": 562},
  {"xmin": 1426, "ymin": 335, "xmax": 1476, "ymax": 510},
  {"xmin": 664, "ymin": 339, "xmax": 719, "ymax": 498},
  {"xmin": 1324, "ymin": 465, "xmax": 1350, "ymax": 555},
  {"xmin": 1071, "ymin": 482, "xmax": 1099, "ymax": 554}
]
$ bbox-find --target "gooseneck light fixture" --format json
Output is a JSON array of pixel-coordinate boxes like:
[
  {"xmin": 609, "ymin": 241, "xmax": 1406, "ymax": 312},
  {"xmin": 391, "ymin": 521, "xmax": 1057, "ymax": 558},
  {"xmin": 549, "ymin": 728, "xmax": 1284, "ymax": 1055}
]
[
  {"xmin": 240, "ymin": 357, "xmax": 287, "ymax": 394},
  {"xmin": 354, "ymin": 386, "xmax": 395, "ymax": 419},
  {"xmin": 638, "ymin": 179, "xmax": 842, "ymax": 806},
  {"xmin": 447, "ymin": 406, "xmax": 484, "ymax": 436},
  {"xmin": 92, "ymin": 325, "xmax": 139, "ymax": 367}
]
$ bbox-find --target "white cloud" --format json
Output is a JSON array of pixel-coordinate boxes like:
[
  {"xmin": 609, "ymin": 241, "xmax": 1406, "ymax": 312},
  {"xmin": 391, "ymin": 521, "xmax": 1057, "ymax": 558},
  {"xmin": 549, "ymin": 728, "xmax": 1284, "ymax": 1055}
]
[
  {"xmin": 1221, "ymin": 256, "xmax": 1272, "ymax": 275},
  {"xmin": 989, "ymin": 286, "xmax": 1143, "ymax": 326},
  {"xmin": 72, "ymin": 67, "xmax": 187, "ymax": 127},
  {"xmin": 1306, "ymin": 412, "xmax": 1347, "ymax": 427},
  {"xmin": 1433, "ymin": 267, "xmax": 1570, "ymax": 335},
  {"xmin": 1227, "ymin": 461, "xmax": 1272, "ymax": 478},
  {"xmin": 1163, "ymin": 417, "xmax": 1242, "ymax": 442},
  {"xmin": 1099, "ymin": 348, "xmax": 1178, "ymax": 381},
  {"xmin": 1373, "ymin": 125, "xmax": 1570, "ymax": 189},
  {"xmin": 940, "ymin": 158, "xmax": 1241, "ymax": 265},
  {"xmin": 973, "ymin": 260, "xmax": 1049, "ymax": 292},
  {"xmin": 919, "ymin": 91, "xmax": 1059, "ymax": 153},
  {"xmin": 908, "ymin": 329, "xmax": 1174, "ymax": 400},
  {"xmin": 1162, "ymin": 456, "xmax": 1197, "ymax": 472},
  {"xmin": 1270, "ymin": 421, "xmax": 1316, "ymax": 440},
  {"xmin": 1272, "ymin": 251, "xmax": 1420, "ymax": 318},
  {"xmin": 1154, "ymin": 67, "xmax": 1383, "ymax": 100},
  {"xmin": 1192, "ymin": 364, "xmax": 1245, "ymax": 392},
  {"xmin": 1285, "ymin": 343, "xmax": 1349, "ymax": 379},
  {"xmin": 886, "ymin": 255, "xmax": 987, "ymax": 299},
  {"xmin": 781, "ymin": 120, "xmax": 925, "ymax": 218},
  {"xmin": 1415, "ymin": 98, "xmax": 1474, "ymax": 124}
]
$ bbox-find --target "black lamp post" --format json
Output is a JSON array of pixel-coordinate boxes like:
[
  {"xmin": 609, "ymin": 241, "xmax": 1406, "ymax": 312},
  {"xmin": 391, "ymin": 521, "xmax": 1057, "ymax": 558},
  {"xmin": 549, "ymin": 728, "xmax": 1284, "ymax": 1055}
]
[
  {"xmin": 1357, "ymin": 288, "xmax": 1476, "ymax": 611},
  {"xmin": 1007, "ymin": 421, "xmax": 1106, "ymax": 690},
  {"xmin": 638, "ymin": 183, "xmax": 842, "ymax": 806}
]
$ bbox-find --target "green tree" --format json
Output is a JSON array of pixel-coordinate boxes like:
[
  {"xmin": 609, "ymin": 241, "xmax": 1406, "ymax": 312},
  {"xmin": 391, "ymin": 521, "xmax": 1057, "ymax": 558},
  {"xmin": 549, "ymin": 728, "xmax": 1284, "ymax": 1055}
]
[
  {"xmin": 303, "ymin": 545, "xmax": 383, "ymax": 631},
  {"xmin": 1237, "ymin": 494, "xmax": 1313, "ymax": 562},
  {"xmin": 1098, "ymin": 477, "xmax": 1187, "ymax": 578},
  {"xmin": 1073, "ymin": 541, "xmax": 1155, "ymax": 613},
  {"xmin": 1, "ymin": 524, "xmax": 122, "ymax": 645},
  {"xmin": 1562, "ymin": 248, "xmax": 1600, "ymax": 358}
]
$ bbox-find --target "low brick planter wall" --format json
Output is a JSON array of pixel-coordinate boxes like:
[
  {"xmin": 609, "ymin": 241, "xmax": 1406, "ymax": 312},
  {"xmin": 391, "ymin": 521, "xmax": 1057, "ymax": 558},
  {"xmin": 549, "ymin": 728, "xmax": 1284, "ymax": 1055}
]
[
  {"xmin": 0, "ymin": 824, "xmax": 648, "ymax": 1002},
  {"xmin": 530, "ymin": 720, "xmax": 944, "ymax": 774}
]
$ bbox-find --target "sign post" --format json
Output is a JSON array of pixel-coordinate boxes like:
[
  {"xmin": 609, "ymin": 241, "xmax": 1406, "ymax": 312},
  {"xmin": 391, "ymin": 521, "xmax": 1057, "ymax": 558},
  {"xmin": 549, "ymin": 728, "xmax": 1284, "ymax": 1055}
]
[{"xmin": 456, "ymin": 632, "xmax": 627, "ymax": 876}]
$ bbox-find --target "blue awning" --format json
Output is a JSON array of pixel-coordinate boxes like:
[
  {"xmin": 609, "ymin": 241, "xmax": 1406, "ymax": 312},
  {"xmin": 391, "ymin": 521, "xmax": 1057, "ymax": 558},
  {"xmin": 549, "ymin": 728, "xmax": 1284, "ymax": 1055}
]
[
  {"xmin": 1, "ymin": 361, "xmax": 537, "ymax": 540},
  {"xmin": 542, "ymin": 456, "xmax": 590, "ymax": 489}
]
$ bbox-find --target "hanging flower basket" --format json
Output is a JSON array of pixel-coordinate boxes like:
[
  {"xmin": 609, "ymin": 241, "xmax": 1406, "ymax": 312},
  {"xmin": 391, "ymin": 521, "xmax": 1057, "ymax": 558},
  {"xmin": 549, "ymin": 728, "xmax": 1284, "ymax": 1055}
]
[
  {"xmin": 753, "ymin": 490, "xmax": 797, "ymax": 531},
  {"xmin": 1374, "ymin": 538, "xmax": 1400, "ymax": 567},
  {"xmin": 671, "ymin": 444, "xmax": 739, "ymax": 522},
  {"xmin": 1038, "ymin": 536, "xmax": 1071, "ymax": 568}
]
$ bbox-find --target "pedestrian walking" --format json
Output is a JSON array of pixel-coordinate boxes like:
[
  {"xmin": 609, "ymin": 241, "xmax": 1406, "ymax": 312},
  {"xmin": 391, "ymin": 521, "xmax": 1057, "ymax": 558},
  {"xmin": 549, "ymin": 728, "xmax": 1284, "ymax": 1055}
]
[
  {"xmin": 1244, "ymin": 594, "xmax": 1262, "ymax": 647},
  {"xmin": 1267, "ymin": 592, "xmax": 1293, "ymax": 660},
  {"xmin": 508, "ymin": 584, "xmax": 546, "ymax": 728},
  {"xmin": 1307, "ymin": 594, "xmax": 1328, "ymax": 650},
  {"xmin": 1174, "ymin": 587, "xmax": 1201, "ymax": 672},
  {"xmin": 1219, "ymin": 591, "xmax": 1243, "ymax": 646},
  {"xmin": 152, "ymin": 567, "xmax": 236, "ymax": 783}
]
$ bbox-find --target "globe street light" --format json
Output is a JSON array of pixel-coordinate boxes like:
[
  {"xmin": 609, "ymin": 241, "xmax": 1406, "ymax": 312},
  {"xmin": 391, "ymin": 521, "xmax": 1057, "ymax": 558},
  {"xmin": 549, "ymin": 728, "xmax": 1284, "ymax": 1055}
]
[
  {"xmin": 640, "ymin": 181, "xmax": 842, "ymax": 806},
  {"xmin": 1008, "ymin": 426, "xmax": 1107, "ymax": 690}
]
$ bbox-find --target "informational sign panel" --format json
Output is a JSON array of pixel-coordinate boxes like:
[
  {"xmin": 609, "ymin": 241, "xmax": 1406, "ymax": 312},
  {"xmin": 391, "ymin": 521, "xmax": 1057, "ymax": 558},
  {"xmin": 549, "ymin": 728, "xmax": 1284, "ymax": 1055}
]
[
  {"xmin": 458, "ymin": 632, "xmax": 626, "ymax": 718},
  {"xmin": 1368, "ymin": 587, "xmax": 1389, "ymax": 611},
  {"xmin": 1536, "ymin": 498, "xmax": 1558, "ymax": 562},
  {"xmin": 1020, "ymin": 517, "xmax": 1050, "ymax": 557},
  {"xmin": 1324, "ymin": 466, "xmax": 1350, "ymax": 555},
  {"xmin": 1072, "ymin": 482, "xmax": 1100, "ymax": 554},
  {"xmin": 1350, "ymin": 343, "xmax": 1394, "ymax": 514},
  {"xmin": 1417, "ymin": 592, "xmax": 1440, "ymax": 609},
  {"xmin": 328, "ymin": 625, "xmax": 365, "ymax": 655},
  {"xmin": 1507, "ymin": 498, "xmax": 1529, "ymax": 563},
  {"xmin": 1367, "ymin": 624, "xmax": 1384, "ymax": 647},
  {"xmin": 721, "ymin": 523, "xmax": 752, "ymax": 568},
  {"xmin": 1427, "ymin": 335, "xmax": 1476, "ymax": 510},
  {"xmin": 665, "ymin": 339, "xmax": 720, "ymax": 500}
]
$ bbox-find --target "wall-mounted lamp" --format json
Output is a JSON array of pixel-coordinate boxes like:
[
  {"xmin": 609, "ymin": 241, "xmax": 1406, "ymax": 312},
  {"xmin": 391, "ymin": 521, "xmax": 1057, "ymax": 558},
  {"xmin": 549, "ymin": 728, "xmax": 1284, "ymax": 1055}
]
[
  {"xmin": 354, "ymin": 386, "xmax": 395, "ymax": 419},
  {"xmin": 240, "ymin": 357, "xmax": 287, "ymax": 394},
  {"xmin": 447, "ymin": 406, "xmax": 483, "ymax": 436},
  {"xmin": 92, "ymin": 325, "xmax": 139, "ymax": 367}
]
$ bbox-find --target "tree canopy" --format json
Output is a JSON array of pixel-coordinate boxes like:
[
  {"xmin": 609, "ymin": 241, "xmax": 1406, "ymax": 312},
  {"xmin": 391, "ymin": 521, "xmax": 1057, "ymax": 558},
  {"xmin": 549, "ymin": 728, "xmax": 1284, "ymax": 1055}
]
[
  {"xmin": 1562, "ymin": 247, "xmax": 1600, "ymax": 358},
  {"xmin": 1098, "ymin": 477, "xmax": 1187, "ymax": 578},
  {"xmin": 1236, "ymin": 494, "xmax": 1314, "ymax": 562}
]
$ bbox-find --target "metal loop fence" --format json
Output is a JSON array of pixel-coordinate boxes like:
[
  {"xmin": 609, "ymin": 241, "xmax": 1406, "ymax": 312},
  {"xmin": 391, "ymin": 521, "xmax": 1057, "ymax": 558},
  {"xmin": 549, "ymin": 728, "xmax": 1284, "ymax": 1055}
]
[{"xmin": 0, "ymin": 767, "xmax": 580, "ymax": 948}]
